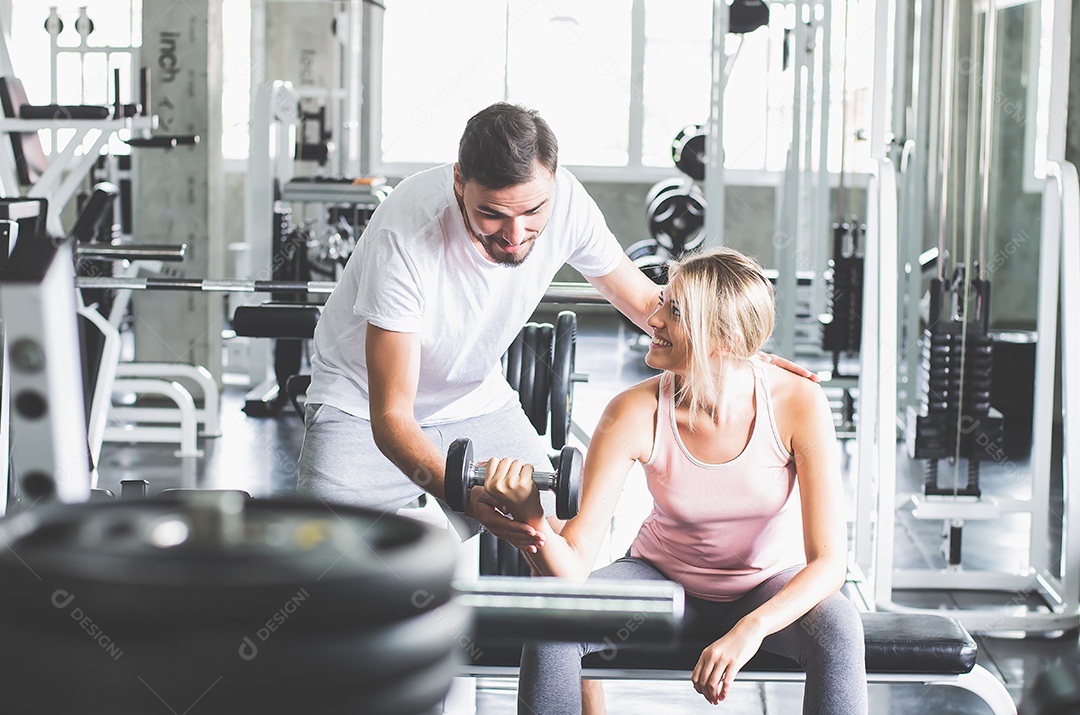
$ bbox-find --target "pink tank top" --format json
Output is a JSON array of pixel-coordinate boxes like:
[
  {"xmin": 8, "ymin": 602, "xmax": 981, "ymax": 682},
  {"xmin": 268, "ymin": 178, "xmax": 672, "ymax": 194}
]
[{"xmin": 629, "ymin": 362, "xmax": 806, "ymax": 602}]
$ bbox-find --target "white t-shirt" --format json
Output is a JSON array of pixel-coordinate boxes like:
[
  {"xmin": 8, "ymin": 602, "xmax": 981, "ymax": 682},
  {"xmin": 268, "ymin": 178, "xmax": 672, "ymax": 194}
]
[{"xmin": 306, "ymin": 163, "xmax": 624, "ymax": 425}]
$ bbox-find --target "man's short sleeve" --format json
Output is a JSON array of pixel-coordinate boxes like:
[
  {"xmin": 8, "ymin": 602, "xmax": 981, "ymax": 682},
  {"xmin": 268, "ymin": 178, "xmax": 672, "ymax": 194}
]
[
  {"xmin": 563, "ymin": 172, "xmax": 625, "ymax": 278},
  {"xmin": 352, "ymin": 229, "xmax": 425, "ymax": 333}
]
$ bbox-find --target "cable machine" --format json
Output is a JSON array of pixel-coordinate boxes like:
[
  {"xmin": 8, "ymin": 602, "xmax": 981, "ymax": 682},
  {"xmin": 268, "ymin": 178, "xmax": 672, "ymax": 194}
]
[{"xmin": 852, "ymin": 0, "xmax": 1080, "ymax": 633}]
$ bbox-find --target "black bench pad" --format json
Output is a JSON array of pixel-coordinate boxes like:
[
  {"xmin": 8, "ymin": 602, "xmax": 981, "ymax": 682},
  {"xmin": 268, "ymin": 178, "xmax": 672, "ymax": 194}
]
[
  {"xmin": 233, "ymin": 303, "xmax": 320, "ymax": 339},
  {"xmin": 472, "ymin": 612, "xmax": 978, "ymax": 677}
]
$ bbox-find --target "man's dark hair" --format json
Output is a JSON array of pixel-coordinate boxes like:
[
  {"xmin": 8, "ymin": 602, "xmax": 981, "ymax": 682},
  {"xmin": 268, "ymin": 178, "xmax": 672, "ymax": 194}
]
[{"xmin": 457, "ymin": 103, "xmax": 558, "ymax": 189}]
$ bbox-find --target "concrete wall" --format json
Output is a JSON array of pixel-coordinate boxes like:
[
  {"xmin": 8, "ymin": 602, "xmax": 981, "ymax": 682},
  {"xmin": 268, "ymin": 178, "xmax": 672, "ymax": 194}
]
[{"xmin": 134, "ymin": 0, "xmax": 224, "ymax": 379}]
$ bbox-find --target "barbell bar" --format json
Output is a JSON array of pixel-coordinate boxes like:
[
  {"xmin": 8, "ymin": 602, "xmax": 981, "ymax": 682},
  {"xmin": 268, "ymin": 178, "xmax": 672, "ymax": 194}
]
[
  {"xmin": 76, "ymin": 243, "xmax": 188, "ymax": 262},
  {"xmin": 76, "ymin": 276, "xmax": 611, "ymax": 304},
  {"xmin": 459, "ymin": 576, "xmax": 684, "ymax": 645}
]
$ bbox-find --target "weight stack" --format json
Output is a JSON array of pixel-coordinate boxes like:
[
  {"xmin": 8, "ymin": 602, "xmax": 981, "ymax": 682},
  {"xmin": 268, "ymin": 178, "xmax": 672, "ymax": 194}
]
[
  {"xmin": 821, "ymin": 222, "xmax": 865, "ymax": 355},
  {"xmin": 906, "ymin": 280, "xmax": 1005, "ymax": 493},
  {"xmin": 821, "ymin": 254, "xmax": 864, "ymax": 354}
]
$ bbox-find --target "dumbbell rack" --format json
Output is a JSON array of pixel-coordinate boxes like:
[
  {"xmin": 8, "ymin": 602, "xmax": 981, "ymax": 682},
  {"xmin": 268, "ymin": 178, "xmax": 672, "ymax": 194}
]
[
  {"xmin": 500, "ymin": 311, "xmax": 583, "ymax": 451},
  {"xmin": 483, "ymin": 311, "xmax": 585, "ymax": 577}
]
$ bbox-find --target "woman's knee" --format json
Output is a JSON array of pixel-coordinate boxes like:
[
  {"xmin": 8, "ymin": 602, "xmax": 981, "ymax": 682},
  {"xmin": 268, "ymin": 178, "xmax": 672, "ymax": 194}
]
[
  {"xmin": 796, "ymin": 594, "xmax": 865, "ymax": 661},
  {"xmin": 521, "ymin": 639, "xmax": 589, "ymax": 679}
]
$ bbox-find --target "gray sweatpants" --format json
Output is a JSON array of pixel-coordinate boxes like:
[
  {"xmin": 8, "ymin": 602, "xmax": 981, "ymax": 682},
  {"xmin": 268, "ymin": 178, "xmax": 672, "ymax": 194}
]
[
  {"xmin": 296, "ymin": 401, "xmax": 555, "ymax": 526},
  {"xmin": 519, "ymin": 558, "xmax": 868, "ymax": 715}
]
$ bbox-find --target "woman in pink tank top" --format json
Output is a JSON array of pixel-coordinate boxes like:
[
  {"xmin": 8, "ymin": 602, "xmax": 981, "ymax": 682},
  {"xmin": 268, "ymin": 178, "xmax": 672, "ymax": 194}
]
[{"xmin": 485, "ymin": 247, "xmax": 868, "ymax": 714}]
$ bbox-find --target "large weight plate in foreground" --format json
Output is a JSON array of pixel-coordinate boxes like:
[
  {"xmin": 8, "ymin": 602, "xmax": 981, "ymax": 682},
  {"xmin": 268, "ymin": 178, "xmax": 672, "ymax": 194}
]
[
  {"xmin": 0, "ymin": 497, "xmax": 457, "ymax": 629},
  {"xmin": 0, "ymin": 597, "xmax": 468, "ymax": 694}
]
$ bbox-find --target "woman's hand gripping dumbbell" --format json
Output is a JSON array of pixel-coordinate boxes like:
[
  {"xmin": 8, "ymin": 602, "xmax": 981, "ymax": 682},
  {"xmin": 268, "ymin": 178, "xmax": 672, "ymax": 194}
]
[{"xmin": 444, "ymin": 438, "xmax": 583, "ymax": 520}]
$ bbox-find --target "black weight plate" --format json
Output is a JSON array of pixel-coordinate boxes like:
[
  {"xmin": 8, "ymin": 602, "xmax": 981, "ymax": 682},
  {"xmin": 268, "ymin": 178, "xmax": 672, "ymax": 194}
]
[
  {"xmin": 505, "ymin": 328, "xmax": 524, "ymax": 391},
  {"xmin": 669, "ymin": 127, "xmax": 695, "ymax": 168},
  {"xmin": 518, "ymin": 324, "xmax": 539, "ymax": 429},
  {"xmin": 682, "ymin": 224, "xmax": 707, "ymax": 253},
  {"xmin": 555, "ymin": 445, "xmax": 583, "ymax": 520},
  {"xmin": 0, "ymin": 626, "xmax": 461, "ymax": 715},
  {"xmin": 670, "ymin": 124, "xmax": 701, "ymax": 168},
  {"xmin": 634, "ymin": 252, "xmax": 671, "ymax": 286},
  {"xmin": 0, "ymin": 498, "xmax": 457, "ymax": 629},
  {"xmin": 670, "ymin": 125, "xmax": 691, "ymax": 156},
  {"xmin": 644, "ymin": 177, "xmax": 685, "ymax": 209},
  {"xmin": 626, "ymin": 238, "xmax": 661, "ymax": 263},
  {"xmin": 0, "ymin": 598, "xmax": 468, "ymax": 696},
  {"xmin": 530, "ymin": 324, "xmax": 554, "ymax": 435},
  {"xmin": 673, "ymin": 127, "xmax": 707, "ymax": 180},
  {"xmin": 645, "ymin": 183, "xmax": 684, "ymax": 234},
  {"xmin": 335, "ymin": 647, "xmax": 462, "ymax": 715},
  {"xmin": 648, "ymin": 186, "xmax": 706, "ymax": 254},
  {"xmin": 444, "ymin": 437, "xmax": 473, "ymax": 513},
  {"xmin": 623, "ymin": 254, "xmax": 671, "ymax": 334},
  {"xmin": 550, "ymin": 311, "xmax": 577, "ymax": 449}
]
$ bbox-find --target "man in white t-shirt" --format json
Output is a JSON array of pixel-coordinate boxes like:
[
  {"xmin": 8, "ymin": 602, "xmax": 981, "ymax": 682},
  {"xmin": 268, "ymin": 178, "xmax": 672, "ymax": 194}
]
[
  {"xmin": 299, "ymin": 103, "xmax": 810, "ymax": 554},
  {"xmin": 299, "ymin": 103, "xmax": 665, "ymax": 550}
]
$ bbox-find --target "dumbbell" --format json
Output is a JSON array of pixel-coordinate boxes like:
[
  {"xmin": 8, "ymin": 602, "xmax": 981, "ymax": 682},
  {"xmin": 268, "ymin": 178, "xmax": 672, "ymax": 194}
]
[{"xmin": 443, "ymin": 437, "xmax": 582, "ymax": 520}]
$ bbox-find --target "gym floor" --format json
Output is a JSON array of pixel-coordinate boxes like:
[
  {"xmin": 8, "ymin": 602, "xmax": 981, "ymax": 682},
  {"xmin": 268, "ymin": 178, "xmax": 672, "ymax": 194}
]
[{"xmin": 96, "ymin": 311, "xmax": 1075, "ymax": 714}]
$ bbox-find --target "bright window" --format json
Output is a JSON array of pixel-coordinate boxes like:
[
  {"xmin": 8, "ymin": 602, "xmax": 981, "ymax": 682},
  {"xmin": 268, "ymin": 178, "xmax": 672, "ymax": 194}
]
[
  {"xmin": 640, "ymin": 0, "xmax": 712, "ymax": 168},
  {"xmin": 377, "ymin": 0, "xmax": 875, "ymax": 177},
  {"xmin": 221, "ymin": 0, "xmax": 251, "ymax": 160},
  {"xmin": 379, "ymin": 0, "xmax": 506, "ymax": 165},
  {"xmin": 8, "ymin": 1, "xmax": 141, "ymax": 155}
]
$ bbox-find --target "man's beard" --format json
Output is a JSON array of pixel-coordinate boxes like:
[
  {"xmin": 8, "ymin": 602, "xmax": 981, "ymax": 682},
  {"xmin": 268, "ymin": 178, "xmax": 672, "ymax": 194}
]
[{"xmin": 471, "ymin": 228, "xmax": 538, "ymax": 266}]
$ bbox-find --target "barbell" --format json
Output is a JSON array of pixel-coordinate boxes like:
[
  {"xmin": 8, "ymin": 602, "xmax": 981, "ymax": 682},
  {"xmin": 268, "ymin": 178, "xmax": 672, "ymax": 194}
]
[{"xmin": 76, "ymin": 276, "xmax": 609, "ymax": 304}]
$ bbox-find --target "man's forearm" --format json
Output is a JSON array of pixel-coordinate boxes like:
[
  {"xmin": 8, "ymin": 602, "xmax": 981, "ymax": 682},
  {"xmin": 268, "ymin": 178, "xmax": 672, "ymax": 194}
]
[{"xmin": 371, "ymin": 412, "xmax": 447, "ymax": 500}]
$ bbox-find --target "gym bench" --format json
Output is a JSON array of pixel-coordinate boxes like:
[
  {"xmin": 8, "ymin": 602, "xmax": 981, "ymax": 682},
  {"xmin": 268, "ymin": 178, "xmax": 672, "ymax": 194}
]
[{"xmin": 465, "ymin": 611, "xmax": 1018, "ymax": 715}]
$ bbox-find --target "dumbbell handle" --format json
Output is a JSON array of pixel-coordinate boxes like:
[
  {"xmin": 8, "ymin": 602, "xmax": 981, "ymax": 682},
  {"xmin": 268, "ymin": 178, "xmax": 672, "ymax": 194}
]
[{"xmin": 467, "ymin": 465, "xmax": 557, "ymax": 491}]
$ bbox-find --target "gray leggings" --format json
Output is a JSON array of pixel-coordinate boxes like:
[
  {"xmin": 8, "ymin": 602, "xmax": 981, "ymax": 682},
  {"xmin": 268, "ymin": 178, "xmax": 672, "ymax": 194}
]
[{"xmin": 519, "ymin": 558, "xmax": 868, "ymax": 715}]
